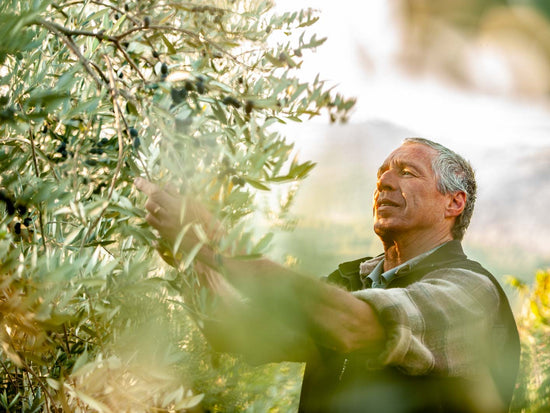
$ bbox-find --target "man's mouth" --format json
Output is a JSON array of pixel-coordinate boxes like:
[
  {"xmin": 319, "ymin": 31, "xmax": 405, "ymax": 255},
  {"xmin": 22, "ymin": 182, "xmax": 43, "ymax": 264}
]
[{"xmin": 377, "ymin": 199, "xmax": 399, "ymax": 208}]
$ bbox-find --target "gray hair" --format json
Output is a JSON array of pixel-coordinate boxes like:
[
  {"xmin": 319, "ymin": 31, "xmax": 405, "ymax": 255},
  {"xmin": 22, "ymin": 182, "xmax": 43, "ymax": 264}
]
[{"xmin": 403, "ymin": 137, "xmax": 477, "ymax": 240}]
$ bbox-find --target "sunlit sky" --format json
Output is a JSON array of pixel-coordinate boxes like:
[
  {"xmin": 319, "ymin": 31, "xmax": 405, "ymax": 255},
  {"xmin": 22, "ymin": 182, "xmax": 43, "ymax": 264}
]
[{"xmin": 273, "ymin": 0, "xmax": 550, "ymax": 153}]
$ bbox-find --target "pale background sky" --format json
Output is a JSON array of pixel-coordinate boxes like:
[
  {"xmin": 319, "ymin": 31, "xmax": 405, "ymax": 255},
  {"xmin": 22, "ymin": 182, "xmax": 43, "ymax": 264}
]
[{"xmin": 273, "ymin": 0, "xmax": 550, "ymax": 151}]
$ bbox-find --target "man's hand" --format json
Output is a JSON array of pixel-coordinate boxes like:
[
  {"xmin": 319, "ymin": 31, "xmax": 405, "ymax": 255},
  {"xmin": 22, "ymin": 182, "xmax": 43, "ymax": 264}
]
[
  {"xmin": 135, "ymin": 177, "xmax": 223, "ymax": 269},
  {"xmin": 134, "ymin": 177, "xmax": 185, "ymax": 245}
]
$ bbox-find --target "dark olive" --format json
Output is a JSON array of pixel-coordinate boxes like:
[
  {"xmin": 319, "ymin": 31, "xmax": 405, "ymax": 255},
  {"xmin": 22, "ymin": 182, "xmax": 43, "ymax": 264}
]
[
  {"xmin": 231, "ymin": 176, "xmax": 245, "ymax": 186},
  {"xmin": 184, "ymin": 80, "xmax": 195, "ymax": 92},
  {"xmin": 170, "ymin": 87, "xmax": 188, "ymax": 104},
  {"xmin": 196, "ymin": 81, "xmax": 205, "ymax": 94},
  {"xmin": 222, "ymin": 96, "xmax": 241, "ymax": 108},
  {"xmin": 245, "ymin": 100, "xmax": 254, "ymax": 114}
]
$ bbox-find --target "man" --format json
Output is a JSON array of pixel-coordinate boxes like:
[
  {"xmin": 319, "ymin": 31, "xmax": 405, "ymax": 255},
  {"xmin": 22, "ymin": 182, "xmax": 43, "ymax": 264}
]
[{"xmin": 135, "ymin": 138, "xmax": 520, "ymax": 413}]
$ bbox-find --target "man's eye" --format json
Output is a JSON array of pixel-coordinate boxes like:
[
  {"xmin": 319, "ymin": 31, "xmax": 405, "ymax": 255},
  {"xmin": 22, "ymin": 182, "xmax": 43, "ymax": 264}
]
[{"xmin": 400, "ymin": 169, "xmax": 413, "ymax": 176}]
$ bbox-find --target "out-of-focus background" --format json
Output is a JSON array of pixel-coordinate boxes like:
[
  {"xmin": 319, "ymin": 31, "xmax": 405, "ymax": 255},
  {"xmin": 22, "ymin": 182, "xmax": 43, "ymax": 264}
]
[{"xmin": 271, "ymin": 0, "xmax": 550, "ymax": 289}]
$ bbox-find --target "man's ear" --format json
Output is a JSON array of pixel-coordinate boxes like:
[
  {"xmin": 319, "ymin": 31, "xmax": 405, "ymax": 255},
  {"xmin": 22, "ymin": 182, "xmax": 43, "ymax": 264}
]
[{"xmin": 445, "ymin": 191, "xmax": 466, "ymax": 218}]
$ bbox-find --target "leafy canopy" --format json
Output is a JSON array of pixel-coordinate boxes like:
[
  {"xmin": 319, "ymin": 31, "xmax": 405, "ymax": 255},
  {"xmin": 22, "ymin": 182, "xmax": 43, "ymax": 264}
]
[{"xmin": 0, "ymin": 0, "xmax": 354, "ymax": 411}]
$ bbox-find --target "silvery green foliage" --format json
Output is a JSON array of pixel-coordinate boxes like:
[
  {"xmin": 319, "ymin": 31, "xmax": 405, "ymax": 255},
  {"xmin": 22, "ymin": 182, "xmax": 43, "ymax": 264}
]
[{"xmin": 0, "ymin": 1, "xmax": 354, "ymax": 411}]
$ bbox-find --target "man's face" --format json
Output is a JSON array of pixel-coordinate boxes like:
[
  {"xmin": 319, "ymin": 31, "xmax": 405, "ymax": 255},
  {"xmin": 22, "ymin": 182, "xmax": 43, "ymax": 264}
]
[{"xmin": 373, "ymin": 143, "xmax": 451, "ymax": 241}]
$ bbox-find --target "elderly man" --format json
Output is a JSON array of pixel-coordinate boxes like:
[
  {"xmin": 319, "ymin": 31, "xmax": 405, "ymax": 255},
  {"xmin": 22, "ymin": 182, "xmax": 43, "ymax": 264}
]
[{"xmin": 136, "ymin": 138, "xmax": 519, "ymax": 413}]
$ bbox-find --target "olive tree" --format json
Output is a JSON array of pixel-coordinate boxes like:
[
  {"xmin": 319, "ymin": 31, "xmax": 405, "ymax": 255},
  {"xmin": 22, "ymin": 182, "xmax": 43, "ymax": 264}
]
[{"xmin": 0, "ymin": 0, "xmax": 355, "ymax": 411}]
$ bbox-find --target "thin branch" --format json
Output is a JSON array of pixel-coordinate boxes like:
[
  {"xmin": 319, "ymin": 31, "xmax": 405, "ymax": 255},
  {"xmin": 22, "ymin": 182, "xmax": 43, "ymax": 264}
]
[
  {"xmin": 29, "ymin": 130, "xmax": 48, "ymax": 250},
  {"xmin": 34, "ymin": 16, "xmax": 248, "ymax": 74},
  {"xmin": 4, "ymin": 333, "xmax": 56, "ymax": 412},
  {"xmin": 34, "ymin": 17, "xmax": 117, "ymax": 42},
  {"xmin": 104, "ymin": 55, "xmax": 126, "ymax": 201},
  {"xmin": 34, "ymin": 19, "xmax": 104, "ymax": 88},
  {"xmin": 89, "ymin": 61, "xmax": 110, "ymax": 84},
  {"xmin": 33, "ymin": 17, "xmax": 149, "ymax": 82},
  {"xmin": 0, "ymin": 358, "xmax": 18, "ymax": 394},
  {"xmin": 166, "ymin": 2, "xmax": 235, "ymax": 15},
  {"xmin": 79, "ymin": 55, "xmax": 126, "ymax": 250},
  {"xmin": 89, "ymin": 0, "xmax": 138, "ymax": 23},
  {"xmin": 112, "ymin": 40, "xmax": 147, "ymax": 82},
  {"xmin": 114, "ymin": 25, "xmax": 244, "ymax": 67}
]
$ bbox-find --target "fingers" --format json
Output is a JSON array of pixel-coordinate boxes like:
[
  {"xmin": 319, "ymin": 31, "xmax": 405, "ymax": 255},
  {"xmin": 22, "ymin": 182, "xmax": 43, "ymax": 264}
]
[
  {"xmin": 134, "ymin": 177, "xmax": 160, "ymax": 196},
  {"xmin": 136, "ymin": 178, "xmax": 180, "ymax": 210},
  {"xmin": 163, "ymin": 182, "xmax": 181, "ymax": 196},
  {"xmin": 135, "ymin": 177, "xmax": 181, "ymax": 197},
  {"xmin": 145, "ymin": 198, "xmax": 162, "ymax": 215},
  {"xmin": 145, "ymin": 211, "xmax": 163, "ymax": 230}
]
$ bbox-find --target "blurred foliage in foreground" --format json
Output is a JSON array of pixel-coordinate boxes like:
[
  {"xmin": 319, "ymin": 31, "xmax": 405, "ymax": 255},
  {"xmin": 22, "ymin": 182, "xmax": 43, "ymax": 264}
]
[{"xmin": 0, "ymin": 0, "xmax": 354, "ymax": 411}]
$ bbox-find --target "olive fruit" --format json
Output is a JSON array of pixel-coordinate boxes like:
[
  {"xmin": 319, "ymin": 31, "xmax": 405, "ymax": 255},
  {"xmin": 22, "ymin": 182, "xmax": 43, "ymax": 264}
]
[
  {"xmin": 244, "ymin": 100, "xmax": 254, "ymax": 114},
  {"xmin": 184, "ymin": 80, "xmax": 195, "ymax": 92},
  {"xmin": 0, "ymin": 190, "xmax": 15, "ymax": 216},
  {"xmin": 170, "ymin": 87, "xmax": 188, "ymax": 104},
  {"xmin": 222, "ymin": 96, "xmax": 241, "ymax": 108},
  {"xmin": 195, "ymin": 77, "xmax": 205, "ymax": 94},
  {"xmin": 231, "ymin": 176, "xmax": 245, "ymax": 186}
]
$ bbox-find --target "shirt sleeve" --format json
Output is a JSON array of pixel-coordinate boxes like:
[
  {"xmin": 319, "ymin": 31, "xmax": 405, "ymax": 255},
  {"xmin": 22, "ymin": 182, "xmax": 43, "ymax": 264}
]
[{"xmin": 352, "ymin": 268, "xmax": 500, "ymax": 378}]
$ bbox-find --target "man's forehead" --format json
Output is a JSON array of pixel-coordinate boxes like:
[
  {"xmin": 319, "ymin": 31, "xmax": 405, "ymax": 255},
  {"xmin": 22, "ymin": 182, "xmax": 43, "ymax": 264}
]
[{"xmin": 380, "ymin": 143, "xmax": 436, "ymax": 168}]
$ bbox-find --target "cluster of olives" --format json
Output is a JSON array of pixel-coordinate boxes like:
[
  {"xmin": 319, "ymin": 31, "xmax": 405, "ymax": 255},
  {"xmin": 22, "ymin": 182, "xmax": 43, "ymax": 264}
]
[
  {"xmin": 219, "ymin": 158, "xmax": 246, "ymax": 187},
  {"xmin": 165, "ymin": 72, "xmax": 254, "ymax": 115},
  {"xmin": 0, "ymin": 189, "xmax": 32, "ymax": 235},
  {"xmin": 129, "ymin": 127, "xmax": 140, "ymax": 150}
]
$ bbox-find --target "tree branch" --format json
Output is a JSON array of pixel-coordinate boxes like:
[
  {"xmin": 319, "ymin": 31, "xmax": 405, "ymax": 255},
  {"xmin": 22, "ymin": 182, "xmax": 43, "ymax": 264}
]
[{"xmin": 29, "ymin": 129, "xmax": 48, "ymax": 251}]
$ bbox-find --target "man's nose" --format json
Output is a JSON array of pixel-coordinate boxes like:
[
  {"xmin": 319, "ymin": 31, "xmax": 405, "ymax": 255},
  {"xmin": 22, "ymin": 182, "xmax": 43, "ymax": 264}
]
[{"xmin": 376, "ymin": 170, "xmax": 396, "ymax": 192}]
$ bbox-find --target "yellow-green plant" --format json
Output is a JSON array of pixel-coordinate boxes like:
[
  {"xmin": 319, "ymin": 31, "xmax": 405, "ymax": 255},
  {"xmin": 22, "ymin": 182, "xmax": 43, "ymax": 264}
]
[{"xmin": 509, "ymin": 270, "xmax": 550, "ymax": 413}]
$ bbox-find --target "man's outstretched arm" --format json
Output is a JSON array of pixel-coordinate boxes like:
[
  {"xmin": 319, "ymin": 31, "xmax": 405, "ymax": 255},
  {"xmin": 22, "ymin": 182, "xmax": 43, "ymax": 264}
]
[{"xmin": 135, "ymin": 178, "xmax": 385, "ymax": 357}]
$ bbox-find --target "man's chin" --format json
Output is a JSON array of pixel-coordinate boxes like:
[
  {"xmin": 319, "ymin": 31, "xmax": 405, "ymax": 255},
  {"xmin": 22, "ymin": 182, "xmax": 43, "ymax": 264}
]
[{"xmin": 374, "ymin": 221, "xmax": 400, "ymax": 241}]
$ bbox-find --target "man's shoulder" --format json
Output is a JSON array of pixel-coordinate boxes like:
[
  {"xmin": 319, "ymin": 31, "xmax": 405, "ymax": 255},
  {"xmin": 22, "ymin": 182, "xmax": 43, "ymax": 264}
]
[{"xmin": 324, "ymin": 256, "xmax": 379, "ymax": 291}]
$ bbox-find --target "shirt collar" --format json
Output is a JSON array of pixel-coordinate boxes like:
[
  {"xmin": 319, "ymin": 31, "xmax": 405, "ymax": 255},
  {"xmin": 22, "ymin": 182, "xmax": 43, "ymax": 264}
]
[{"xmin": 359, "ymin": 241, "xmax": 452, "ymax": 288}]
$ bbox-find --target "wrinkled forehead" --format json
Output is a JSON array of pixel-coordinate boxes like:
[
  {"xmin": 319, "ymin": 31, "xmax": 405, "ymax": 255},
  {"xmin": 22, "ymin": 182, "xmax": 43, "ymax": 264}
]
[{"xmin": 379, "ymin": 142, "xmax": 438, "ymax": 173}]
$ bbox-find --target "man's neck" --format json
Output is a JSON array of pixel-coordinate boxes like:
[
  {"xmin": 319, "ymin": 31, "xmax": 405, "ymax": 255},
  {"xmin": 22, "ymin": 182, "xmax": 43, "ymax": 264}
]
[{"xmin": 382, "ymin": 230, "xmax": 454, "ymax": 271}]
